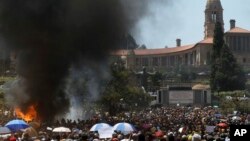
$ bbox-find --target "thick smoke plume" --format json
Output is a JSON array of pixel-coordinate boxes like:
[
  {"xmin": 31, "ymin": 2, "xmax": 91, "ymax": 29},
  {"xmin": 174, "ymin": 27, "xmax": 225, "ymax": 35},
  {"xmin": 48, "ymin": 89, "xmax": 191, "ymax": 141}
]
[{"xmin": 0, "ymin": 0, "xmax": 143, "ymax": 121}]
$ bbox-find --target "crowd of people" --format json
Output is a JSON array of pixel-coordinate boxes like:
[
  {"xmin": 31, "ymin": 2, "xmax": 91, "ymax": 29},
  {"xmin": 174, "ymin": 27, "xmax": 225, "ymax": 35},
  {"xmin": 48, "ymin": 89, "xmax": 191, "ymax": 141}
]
[{"xmin": 1, "ymin": 105, "xmax": 250, "ymax": 141}]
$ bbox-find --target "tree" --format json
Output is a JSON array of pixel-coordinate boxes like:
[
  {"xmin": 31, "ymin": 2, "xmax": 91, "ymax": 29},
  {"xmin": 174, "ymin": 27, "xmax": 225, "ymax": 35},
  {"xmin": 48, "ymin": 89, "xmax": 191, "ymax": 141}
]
[
  {"xmin": 216, "ymin": 90, "xmax": 250, "ymax": 114},
  {"xmin": 150, "ymin": 71, "xmax": 163, "ymax": 90},
  {"xmin": 119, "ymin": 34, "xmax": 138, "ymax": 49},
  {"xmin": 210, "ymin": 22, "xmax": 246, "ymax": 92},
  {"xmin": 210, "ymin": 22, "xmax": 224, "ymax": 92},
  {"xmin": 138, "ymin": 44, "xmax": 147, "ymax": 49},
  {"xmin": 99, "ymin": 60, "xmax": 152, "ymax": 115}
]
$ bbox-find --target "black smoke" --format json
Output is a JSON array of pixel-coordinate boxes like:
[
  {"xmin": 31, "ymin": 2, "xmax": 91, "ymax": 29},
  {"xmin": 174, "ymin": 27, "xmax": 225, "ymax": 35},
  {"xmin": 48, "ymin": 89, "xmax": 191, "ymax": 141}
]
[{"xmin": 0, "ymin": 0, "xmax": 139, "ymax": 121}]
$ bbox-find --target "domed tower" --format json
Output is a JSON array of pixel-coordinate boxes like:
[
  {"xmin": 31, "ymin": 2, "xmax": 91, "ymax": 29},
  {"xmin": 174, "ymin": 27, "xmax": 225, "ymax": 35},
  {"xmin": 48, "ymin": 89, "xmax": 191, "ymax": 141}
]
[{"xmin": 204, "ymin": 0, "xmax": 224, "ymax": 39}]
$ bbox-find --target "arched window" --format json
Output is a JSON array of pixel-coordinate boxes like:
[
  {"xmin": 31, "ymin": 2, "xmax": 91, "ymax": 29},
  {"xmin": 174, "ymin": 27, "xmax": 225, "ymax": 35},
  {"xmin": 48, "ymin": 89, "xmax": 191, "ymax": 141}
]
[{"xmin": 211, "ymin": 11, "xmax": 217, "ymax": 22}]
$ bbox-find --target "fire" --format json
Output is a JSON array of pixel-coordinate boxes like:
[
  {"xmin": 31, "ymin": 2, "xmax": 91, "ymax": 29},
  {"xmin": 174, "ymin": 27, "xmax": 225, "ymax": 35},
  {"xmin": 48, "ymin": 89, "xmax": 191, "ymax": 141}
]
[{"xmin": 15, "ymin": 105, "xmax": 38, "ymax": 122}]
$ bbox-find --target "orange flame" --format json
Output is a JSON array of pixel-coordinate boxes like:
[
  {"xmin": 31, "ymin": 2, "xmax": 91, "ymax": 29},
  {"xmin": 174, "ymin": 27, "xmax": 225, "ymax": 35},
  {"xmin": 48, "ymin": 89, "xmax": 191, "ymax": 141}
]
[{"xmin": 15, "ymin": 105, "xmax": 38, "ymax": 122}]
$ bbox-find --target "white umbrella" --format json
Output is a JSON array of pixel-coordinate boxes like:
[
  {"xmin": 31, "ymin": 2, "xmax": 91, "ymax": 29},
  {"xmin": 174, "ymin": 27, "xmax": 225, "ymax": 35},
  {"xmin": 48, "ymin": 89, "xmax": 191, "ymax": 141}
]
[
  {"xmin": 98, "ymin": 127, "xmax": 114, "ymax": 139},
  {"xmin": 0, "ymin": 127, "xmax": 11, "ymax": 135},
  {"xmin": 113, "ymin": 122, "xmax": 135, "ymax": 134},
  {"xmin": 90, "ymin": 123, "xmax": 112, "ymax": 132},
  {"xmin": 232, "ymin": 116, "xmax": 241, "ymax": 121},
  {"xmin": 52, "ymin": 127, "xmax": 71, "ymax": 133}
]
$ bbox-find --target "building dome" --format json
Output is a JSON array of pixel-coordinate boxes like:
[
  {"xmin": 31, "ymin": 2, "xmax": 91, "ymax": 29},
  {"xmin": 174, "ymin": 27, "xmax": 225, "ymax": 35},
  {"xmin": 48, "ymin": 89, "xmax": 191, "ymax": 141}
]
[{"xmin": 206, "ymin": 0, "xmax": 223, "ymax": 10}]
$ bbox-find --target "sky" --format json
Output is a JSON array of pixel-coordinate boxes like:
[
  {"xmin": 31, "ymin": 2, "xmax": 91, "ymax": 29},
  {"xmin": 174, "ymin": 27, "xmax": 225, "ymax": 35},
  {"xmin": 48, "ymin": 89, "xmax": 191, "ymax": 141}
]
[{"xmin": 132, "ymin": 0, "xmax": 250, "ymax": 48}]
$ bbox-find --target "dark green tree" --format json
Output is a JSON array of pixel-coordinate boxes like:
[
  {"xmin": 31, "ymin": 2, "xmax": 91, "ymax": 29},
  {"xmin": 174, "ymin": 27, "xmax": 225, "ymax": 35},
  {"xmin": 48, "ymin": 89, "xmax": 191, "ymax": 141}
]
[
  {"xmin": 99, "ymin": 60, "xmax": 152, "ymax": 115},
  {"xmin": 151, "ymin": 71, "xmax": 163, "ymax": 88},
  {"xmin": 210, "ymin": 22, "xmax": 246, "ymax": 92}
]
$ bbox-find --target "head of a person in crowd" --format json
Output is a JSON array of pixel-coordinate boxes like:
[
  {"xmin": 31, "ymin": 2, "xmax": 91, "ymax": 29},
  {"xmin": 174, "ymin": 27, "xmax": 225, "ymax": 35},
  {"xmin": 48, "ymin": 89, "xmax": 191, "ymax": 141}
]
[
  {"xmin": 192, "ymin": 133, "xmax": 201, "ymax": 141},
  {"xmin": 168, "ymin": 133, "xmax": 174, "ymax": 141},
  {"xmin": 181, "ymin": 135, "xmax": 188, "ymax": 141},
  {"xmin": 79, "ymin": 133, "xmax": 88, "ymax": 141},
  {"xmin": 111, "ymin": 133, "xmax": 119, "ymax": 141},
  {"xmin": 187, "ymin": 134, "xmax": 192, "ymax": 141}
]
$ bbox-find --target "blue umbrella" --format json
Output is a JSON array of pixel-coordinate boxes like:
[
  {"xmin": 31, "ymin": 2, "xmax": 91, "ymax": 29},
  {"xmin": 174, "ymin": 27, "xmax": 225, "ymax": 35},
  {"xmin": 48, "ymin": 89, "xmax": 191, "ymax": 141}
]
[
  {"xmin": 113, "ymin": 122, "xmax": 135, "ymax": 134},
  {"xmin": 5, "ymin": 119, "xmax": 29, "ymax": 132},
  {"xmin": 90, "ymin": 123, "xmax": 112, "ymax": 131}
]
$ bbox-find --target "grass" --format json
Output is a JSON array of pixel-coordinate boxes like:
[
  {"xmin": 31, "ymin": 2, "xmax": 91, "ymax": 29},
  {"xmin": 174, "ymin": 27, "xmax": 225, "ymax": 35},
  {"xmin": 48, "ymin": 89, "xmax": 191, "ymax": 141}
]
[{"xmin": 0, "ymin": 76, "xmax": 16, "ymax": 84}]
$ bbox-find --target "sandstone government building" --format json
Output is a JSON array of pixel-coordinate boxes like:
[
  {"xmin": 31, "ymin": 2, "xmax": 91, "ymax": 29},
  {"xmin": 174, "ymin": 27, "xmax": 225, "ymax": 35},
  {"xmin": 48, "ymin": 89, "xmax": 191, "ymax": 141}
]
[{"xmin": 111, "ymin": 0, "xmax": 250, "ymax": 72}]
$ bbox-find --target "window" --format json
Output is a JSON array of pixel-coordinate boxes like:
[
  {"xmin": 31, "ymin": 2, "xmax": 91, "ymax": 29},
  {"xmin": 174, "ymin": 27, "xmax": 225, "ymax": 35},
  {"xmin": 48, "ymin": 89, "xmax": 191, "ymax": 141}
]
[
  {"xmin": 204, "ymin": 91, "xmax": 207, "ymax": 103},
  {"xmin": 190, "ymin": 53, "xmax": 193, "ymax": 65},
  {"xmin": 142, "ymin": 58, "xmax": 149, "ymax": 66},
  {"xmin": 206, "ymin": 51, "xmax": 211, "ymax": 65},
  {"xmin": 243, "ymin": 58, "xmax": 246, "ymax": 63},
  {"xmin": 185, "ymin": 53, "xmax": 188, "ymax": 65},
  {"xmin": 247, "ymin": 37, "xmax": 250, "ymax": 52},
  {"xmin": 238, "ymin": 36, "xmax": 241, "ymax": 51},
  {"xmin": 170, "ymin": 56, "xmax": 175, "ymax": 66},
  {"xmin": 211, "ymin": 11, "xmax": 217, "ymax": 22},
  {"xmin": 135, "ymin": 58, "xmax": 140, "ymax": 66},
  {"xmin": 233, "ymin": 36, "xmax": 237, "ymax": 51},
  {"xmin": 152, "ymin": 57, "xmax": 159, "ymax": 66},
  {"xmin": 161, "ymin": 57, "xmax": 167, "ymax": 66}
]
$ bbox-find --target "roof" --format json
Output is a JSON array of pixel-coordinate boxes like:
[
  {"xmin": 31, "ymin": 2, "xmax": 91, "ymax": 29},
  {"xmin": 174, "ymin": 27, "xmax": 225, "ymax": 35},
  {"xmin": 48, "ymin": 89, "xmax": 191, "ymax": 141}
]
[
  {"xmin": 226, "ymin": 27, "xmax": 250, "ymax": 34},
  {"xmin": 192, "ymin": 84, "xmax": 210, "ymax": 90},
  {"xmin": 110, "ymin": 49, "xmax": 128, "ymax": 56},
  {"xmin": 133, "ymin": 44, "xmax": 195, "ymax": 56},
  {"xmin": 198, "ymin": 37, "xmax": 213, "ymax": 44},
  {"xmin": 111, "ymin": 37, "xmax": 215, "ymax": 56},
  {"xmin": 206, "ymin": 0, "xmax": 223, "ymax": 10},
  {"xmin": 111, "ymin": 44, "xmax": 196, "ymax": 56}
]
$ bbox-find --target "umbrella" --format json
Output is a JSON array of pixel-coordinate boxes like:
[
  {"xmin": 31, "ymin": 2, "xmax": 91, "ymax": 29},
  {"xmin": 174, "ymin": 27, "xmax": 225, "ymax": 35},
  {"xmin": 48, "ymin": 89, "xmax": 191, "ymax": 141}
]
[
  {"xmin": 0, "ymin": 127, "xmax": 11, "ymax": 135},
  {"xmin": 154, "ymin": 131, "xmax": 164, "ymax": 137},
  {"xmin": 113, "ymin": 122, "xmax": 135, "ymax": 134},
  {"xmin": 217, "ymin": 123, "xmax": 227, "ymax": 128},
  {"xmin": 52, "ymin": 127, "xmax": 71, "ymax": 133},
  {"xmin": 214, "ymin": 114, "xmax": 222, "ymax": 118},
  {"xmin": 98, "ymin": 127, "xmax": 114, "ymax": 139},
  {"xmin": 5, "ymin": 119, "xmax": 29, "ymax": 132},
  {"xmin": 232, "ymin": 116, "xmax": 241, "ymax": 121},
  {"xmin": 90, "ymin": 123, "xmax": 112, "ymax": 132}
]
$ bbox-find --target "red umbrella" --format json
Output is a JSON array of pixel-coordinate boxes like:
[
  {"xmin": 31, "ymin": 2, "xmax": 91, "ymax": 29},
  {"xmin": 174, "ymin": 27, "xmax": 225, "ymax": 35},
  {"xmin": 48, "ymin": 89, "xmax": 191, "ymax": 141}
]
[
  {"xmin": 217, "ymin": 122, "xmax": 227, "ymax": 128},
  {"xmin": 154, "ymin": 131, "xmax": 164, "ymax": 137}
]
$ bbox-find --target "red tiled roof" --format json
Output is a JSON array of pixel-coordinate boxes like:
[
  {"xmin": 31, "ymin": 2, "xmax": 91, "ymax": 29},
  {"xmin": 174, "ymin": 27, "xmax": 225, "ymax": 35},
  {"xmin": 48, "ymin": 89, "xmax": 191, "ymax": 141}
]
[
  {"xmin": 226, "ymin": 27, "xmax": 250, "ymax": 33},
  {"xmin": 111, "ymin": 45, "xmax": 196, "ymax": 56},
  {"xmin": 133, "ymin": 44, "xmax": 195, "ymax": 56},
  {"xmin": 198, "ymin": 37, "xmax": 213, "ymax": 44}
]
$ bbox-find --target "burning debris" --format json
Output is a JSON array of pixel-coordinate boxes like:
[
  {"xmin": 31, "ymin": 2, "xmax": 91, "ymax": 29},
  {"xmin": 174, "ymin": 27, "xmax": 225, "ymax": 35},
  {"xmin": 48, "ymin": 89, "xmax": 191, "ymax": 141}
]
[
  {"xmin": 15, "ymin": 105, "xmax": 38, "ymax": 122},
  {"xmin": 0, "ymin": 0, "xmax": 143, "ymax": 121}
]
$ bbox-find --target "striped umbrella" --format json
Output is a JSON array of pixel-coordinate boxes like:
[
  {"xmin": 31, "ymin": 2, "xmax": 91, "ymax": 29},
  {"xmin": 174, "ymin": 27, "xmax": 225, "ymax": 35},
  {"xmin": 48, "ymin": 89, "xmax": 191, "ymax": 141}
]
[
  {"xmin": 113, "ymin": 122, "xmax": 135, "ymax": 134},
  {"xmin": 90, "ymin": 123, "xmax": 112, "ymax": 132}
]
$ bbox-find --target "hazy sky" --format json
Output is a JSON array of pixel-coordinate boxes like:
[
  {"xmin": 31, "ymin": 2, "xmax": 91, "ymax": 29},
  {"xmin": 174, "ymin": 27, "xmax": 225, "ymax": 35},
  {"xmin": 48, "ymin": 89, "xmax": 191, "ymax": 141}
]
[{"xmin": 133, "ymin": 0, "xmax": 250, "ymax": 48}]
